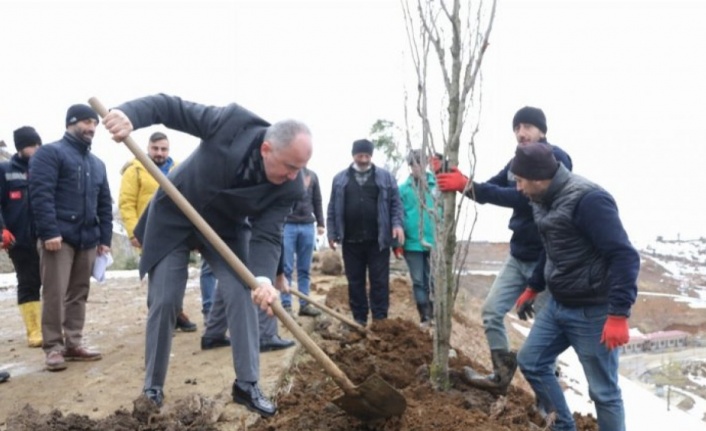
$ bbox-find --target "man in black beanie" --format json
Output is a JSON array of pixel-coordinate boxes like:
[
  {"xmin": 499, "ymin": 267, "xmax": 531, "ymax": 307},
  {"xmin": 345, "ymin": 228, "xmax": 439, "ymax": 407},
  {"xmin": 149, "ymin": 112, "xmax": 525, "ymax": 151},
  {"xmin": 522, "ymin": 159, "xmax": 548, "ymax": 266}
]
[
  {"xmin": 512, "ymin": 141, "xmax": 638, "ymax": 431},
  {"xmin": 327, "ymin": 139, "xmax": 404, "ymax": 326},
  {"xmin": 0, "ymin": 126, "xmax": 43, "ymax": 350},
  {"xmin": 434, "ymin": 106, "xmax": 572, "ymax": 396},
  {"xmin": 29, "ymin": 104, "xmax": 112, "ymax": 371}
]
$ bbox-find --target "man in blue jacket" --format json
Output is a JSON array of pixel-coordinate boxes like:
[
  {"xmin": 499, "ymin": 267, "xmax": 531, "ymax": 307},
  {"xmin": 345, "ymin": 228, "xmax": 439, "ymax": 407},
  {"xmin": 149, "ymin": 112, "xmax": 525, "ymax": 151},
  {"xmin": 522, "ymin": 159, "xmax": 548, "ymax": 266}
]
[
  {"xmin": 103, "ymin": 94, "xmax": 311, "ymax": 417},
  {"xmin": 0, "ymin": 127, "xmax": 43, "ymax": 349},
  {"xmin": 512, "ymin": 142, "xmax": 638, "ymax": 431},
  {"xmin": 435, "ymin": 106, "xmax": 572, "ymax": 395},
  {"xmin": 30, "ymin": 104, "xmax": 113, "ymax": 372},
  {"xmin": 327, "ymin": 139, "xmax": 404, "ymax": 326}
]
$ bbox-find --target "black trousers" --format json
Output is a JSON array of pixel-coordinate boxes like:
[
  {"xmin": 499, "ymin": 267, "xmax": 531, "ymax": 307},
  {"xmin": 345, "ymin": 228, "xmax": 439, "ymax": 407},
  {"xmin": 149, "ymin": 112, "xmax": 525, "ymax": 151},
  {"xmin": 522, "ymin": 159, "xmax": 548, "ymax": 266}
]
[
  {"xmin": 342, "ymin": 240, "xmax": 390, "ymax": 323},
  {"xmin": 9, "ymin": 246, "xmax": 42, "ymax": 304}
]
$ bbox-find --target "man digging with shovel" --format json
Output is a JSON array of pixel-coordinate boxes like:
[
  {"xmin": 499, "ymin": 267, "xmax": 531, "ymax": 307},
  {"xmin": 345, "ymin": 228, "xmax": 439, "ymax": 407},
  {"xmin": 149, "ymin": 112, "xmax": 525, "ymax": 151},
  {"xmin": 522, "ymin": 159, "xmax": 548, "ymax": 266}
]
[{"xmin": 102, "ymin": 94, "xmax": 312, "ymax": 417}]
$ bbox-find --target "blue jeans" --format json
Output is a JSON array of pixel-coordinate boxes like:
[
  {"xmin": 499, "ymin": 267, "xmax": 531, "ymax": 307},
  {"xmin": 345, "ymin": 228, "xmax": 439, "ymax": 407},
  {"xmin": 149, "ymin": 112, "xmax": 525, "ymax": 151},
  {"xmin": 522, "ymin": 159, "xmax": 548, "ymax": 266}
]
[
  {"xmin": 482, "ymin": 255, "xmax": 538, "ymax": 351},
  {"xmin": 403, "ymin": 251, "xmax": 433, "ymax": 307},
  {"xmin": 280, "ymin": 223, "xmax": 315, "ymax": 308},
  {"xmin": 517, "ymin": 298, "xmax": 625, "ymax": 431},
  {"xmin": 200, "ymin": 260, "xmax": 217, "ymax": 319}
]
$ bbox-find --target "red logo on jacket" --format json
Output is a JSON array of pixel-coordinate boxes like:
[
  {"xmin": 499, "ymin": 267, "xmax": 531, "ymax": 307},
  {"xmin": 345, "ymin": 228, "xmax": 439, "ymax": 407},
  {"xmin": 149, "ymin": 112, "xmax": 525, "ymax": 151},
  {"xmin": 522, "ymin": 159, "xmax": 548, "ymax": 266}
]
[{"xmin": 9, "ymin": 191, "xmax": 21, "ymax": 200}]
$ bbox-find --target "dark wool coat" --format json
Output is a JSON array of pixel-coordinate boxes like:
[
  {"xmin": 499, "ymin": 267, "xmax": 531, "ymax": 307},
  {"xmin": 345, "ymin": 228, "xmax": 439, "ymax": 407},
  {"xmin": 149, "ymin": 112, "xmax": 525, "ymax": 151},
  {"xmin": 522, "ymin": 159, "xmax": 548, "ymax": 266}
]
[{"xmin": 119, "ymin": 94, "xmax": 304, "ymax": 280}]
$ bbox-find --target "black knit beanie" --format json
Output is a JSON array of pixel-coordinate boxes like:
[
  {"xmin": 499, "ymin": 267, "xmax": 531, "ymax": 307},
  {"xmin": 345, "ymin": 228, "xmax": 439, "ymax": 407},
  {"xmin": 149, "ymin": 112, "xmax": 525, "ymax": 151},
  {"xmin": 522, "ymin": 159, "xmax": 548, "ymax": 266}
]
[
  {"xmin": 512, "ymin": 106, "xmax": 547, "ymax": 134},
  {"xmin": 13, "ymin": 126, "xmax": 42, "ymax": 151},
  {"xmin": 66, "ymin": 104, "xmax": 99, "ymax": 127},
  {"xmin": 351, "ymin": 139, "xmax": 374, "ymax": 156},
  {"xmin": 510, "ymin": 142, "xmax": 558, "ymax": 180}
]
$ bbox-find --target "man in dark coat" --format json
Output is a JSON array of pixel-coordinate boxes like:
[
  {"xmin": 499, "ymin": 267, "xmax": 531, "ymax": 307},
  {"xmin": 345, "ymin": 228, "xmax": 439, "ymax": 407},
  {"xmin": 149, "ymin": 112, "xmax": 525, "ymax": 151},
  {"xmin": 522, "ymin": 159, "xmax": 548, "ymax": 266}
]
[
  {"xmin": 327, "ymin": 139, "xmax": 404, "ymax": 325},
  {"xmin": 30, "ymin": 105, "xmax": 113, "ymax": 372},
  {"xmin": 102, "ymin": 94, "xmax": 312, "ymax": 417},
  {"xmin": 1, "ymin": 126, "xmax": 43, "ymax": 348}
]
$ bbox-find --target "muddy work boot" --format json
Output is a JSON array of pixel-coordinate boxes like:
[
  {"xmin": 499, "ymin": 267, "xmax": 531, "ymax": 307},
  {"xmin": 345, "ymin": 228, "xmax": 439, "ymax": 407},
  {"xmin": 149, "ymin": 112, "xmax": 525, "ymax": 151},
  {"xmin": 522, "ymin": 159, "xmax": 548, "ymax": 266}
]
[{"xmin": 462, "ymin": 349, "xmax": 517, "ymax": 396}]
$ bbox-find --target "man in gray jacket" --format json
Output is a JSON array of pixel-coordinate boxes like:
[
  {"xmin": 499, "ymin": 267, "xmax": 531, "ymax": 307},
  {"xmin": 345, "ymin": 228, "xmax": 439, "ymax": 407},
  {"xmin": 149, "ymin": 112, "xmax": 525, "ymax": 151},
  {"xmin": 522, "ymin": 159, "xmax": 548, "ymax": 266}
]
[
  {"xmin": 327, "ymin": 139, "xmax": 404, "ymax": 325},
  {"xmin": 103, "ymin": 94, "xmax": 312, "ymax": 417}
]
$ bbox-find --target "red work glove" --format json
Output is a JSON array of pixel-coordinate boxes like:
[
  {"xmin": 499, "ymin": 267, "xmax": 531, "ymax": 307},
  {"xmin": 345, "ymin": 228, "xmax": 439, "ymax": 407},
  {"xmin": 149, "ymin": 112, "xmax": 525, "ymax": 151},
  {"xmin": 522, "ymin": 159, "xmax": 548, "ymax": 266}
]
[
  {"xmin": 1, "ymin": 229, "xmax": 15, "ymax": 250},
  {"xmin": 601, "ymin": 315, "xmax": 629, "ymax": 350},
  {"xmin": 515, "ymin": 288, "xmax": 539, "ymax": 321},
  {"xmin": 393, "ymin": 247, "xmax": 404, "ymax": 259},
  {"xmin": 436, "ymin": 168, "xmax": 468, "ymax": 193}
]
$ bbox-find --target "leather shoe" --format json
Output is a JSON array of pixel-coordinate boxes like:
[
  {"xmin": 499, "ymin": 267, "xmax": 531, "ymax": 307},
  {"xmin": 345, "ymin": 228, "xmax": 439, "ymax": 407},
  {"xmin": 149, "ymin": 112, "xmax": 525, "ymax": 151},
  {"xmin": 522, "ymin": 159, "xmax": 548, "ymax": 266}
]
[
  {"xmin": 259, "ymin": 335, "xmax": 295, "ymax": 352},
  {"xmin": 45, "ymin": 351, "xmax": 67, "ymax": 371},
  {"xmin": 298, "ymin": 303, "xmax": 321, "ymax": 317},
  {"xmin": 176, "ymin": 311, "xmax": 197, "ymax": 332},
  {"xmin": 64, "ymin": 346, "xmax": 102, "ymax": 361},
  {"xmin": 232, "ymin": 380, "xmax": 276, "ymax": 417},
  {"xmin": 0, "ymin": 371, "xmax": 9, "ymax": 383},
  {"xmin": 201, "ymin": 336, "xmax": 231, "ymax": 350},
  {"xmin": 144, "ymin": 388, "xmax": 164, "ymax": 408}
]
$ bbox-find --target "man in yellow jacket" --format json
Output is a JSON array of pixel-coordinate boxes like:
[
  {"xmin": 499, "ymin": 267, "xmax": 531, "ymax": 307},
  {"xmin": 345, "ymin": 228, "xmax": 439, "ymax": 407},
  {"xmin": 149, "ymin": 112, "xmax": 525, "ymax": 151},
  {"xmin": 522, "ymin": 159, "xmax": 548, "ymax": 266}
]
[{"xmin": 119, "ymin": 131, "xmax": 196, "ymax": 331}]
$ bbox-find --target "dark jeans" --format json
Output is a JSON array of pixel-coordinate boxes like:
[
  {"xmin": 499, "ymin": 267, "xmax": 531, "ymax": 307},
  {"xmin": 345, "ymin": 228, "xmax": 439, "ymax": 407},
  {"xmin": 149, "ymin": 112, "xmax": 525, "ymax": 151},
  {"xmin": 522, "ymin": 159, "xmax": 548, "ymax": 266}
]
[
  {"xmin": 402, "ymin": 250, "xmax": 433, "ymax": 307},
  {"xmin": 10, "ymin": 246, "xmax": 41, "ymax": 304},
  {"xmin": 342, "ymin": 240, "xmax": 390, "ymax": 323}
]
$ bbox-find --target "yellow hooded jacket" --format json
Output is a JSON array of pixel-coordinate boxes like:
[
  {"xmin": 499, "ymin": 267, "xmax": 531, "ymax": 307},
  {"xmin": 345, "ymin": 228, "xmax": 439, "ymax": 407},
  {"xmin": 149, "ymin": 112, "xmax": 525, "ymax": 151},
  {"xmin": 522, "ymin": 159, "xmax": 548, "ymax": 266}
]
[{"xmin": 119, "ymin": 158, "xmax": 177, "ymax": 239}]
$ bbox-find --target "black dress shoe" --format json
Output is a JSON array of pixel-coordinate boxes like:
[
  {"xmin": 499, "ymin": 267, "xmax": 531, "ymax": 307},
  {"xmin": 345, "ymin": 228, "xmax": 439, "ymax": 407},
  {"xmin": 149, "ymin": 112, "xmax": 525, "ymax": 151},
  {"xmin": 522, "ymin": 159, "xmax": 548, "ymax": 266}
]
[
  {"xmin": 201, "ymin": 336, "xmax": 231, "ymax": 350},
  {"xmin": 144, "ymin": 388, "xmax": 164, "ymax": 408},
  {"xmin": 232, "ymin": 380, "xmax": 276, "ymax": 417},
  {"xmin": 259, "ymin": 335, "xmax": 295, "ymax": 352},
  {"xmin": 0, "ymin": 371, "xmax": 9, "ymax": 383}
]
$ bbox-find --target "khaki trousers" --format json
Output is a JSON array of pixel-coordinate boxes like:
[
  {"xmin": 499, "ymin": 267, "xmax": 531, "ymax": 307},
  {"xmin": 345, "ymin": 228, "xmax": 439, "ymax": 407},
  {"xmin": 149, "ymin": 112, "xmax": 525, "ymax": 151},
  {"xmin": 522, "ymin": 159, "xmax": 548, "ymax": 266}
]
[{"xmin": 39, "ymin": 242, "xmax": 96, "ymax": 353}]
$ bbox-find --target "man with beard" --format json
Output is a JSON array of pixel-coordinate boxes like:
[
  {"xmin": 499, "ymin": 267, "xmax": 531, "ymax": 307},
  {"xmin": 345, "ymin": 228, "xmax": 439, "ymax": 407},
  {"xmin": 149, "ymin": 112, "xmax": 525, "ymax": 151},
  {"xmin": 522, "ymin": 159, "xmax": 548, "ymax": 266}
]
[
  {"xmin": 119, "ymin": 131, "xmax": 197, "ymax": 332},
  {"xmin": 327, "ymin": 139, "xmax": 404, "ymax": 326},
  {"xmin": 435, "ymin": 106, "xmax": 572, "ymax": 395},
  {"xmin": 512, "ymin": 142, "xmax": 638, "ymax": 431},
  {"xmin": 30, "ymin": 104, "xmax": 113, "ymax": 372}
]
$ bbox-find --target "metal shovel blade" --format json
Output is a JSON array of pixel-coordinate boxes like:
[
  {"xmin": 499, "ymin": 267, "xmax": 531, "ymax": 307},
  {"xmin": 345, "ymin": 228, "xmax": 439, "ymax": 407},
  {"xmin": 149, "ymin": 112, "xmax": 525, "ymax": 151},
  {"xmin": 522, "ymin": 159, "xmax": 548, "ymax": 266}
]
[{"xmin": 332, "ymin": 374, "xmax": 407, "ymax": 422}]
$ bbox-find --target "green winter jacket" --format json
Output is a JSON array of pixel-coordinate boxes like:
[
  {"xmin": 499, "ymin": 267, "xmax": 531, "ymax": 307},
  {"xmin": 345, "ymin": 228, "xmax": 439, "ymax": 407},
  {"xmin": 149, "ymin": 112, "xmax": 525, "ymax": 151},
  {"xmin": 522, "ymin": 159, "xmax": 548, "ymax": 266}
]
[{"xmin": 399, "ymin": 171, "xmax": 437, "ymax": 252}]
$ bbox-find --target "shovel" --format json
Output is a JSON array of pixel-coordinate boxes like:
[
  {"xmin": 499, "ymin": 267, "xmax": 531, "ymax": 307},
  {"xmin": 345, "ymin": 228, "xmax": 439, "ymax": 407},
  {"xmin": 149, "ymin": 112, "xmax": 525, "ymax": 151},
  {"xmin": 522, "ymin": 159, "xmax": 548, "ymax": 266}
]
[
  {"xmin": 289, "ymin": 290, "xmax": 373, "ymax": 337},
  {"xmin": 89, "ymin": 97, "xmax": 406, "ymax": 422}
]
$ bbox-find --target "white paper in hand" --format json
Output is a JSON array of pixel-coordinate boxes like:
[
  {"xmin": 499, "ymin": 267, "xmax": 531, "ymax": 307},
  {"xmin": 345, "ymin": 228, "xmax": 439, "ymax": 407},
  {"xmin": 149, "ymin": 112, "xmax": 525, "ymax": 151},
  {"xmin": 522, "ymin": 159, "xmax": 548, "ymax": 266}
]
[{"xmin": 92, "ymin": 252, "xmax": 114, "ymax": 283}]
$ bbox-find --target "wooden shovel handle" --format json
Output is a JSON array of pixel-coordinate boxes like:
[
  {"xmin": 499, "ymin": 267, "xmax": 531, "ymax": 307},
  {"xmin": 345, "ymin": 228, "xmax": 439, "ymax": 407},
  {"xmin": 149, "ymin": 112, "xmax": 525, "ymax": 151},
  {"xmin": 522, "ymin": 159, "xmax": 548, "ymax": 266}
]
[
  {"xmin": 89, "ymin": 97, "xmax": 358, "ymax": 395},
  {"xmin": 289, "ymin": 290, "xmax": 369, "ymax": 335}
]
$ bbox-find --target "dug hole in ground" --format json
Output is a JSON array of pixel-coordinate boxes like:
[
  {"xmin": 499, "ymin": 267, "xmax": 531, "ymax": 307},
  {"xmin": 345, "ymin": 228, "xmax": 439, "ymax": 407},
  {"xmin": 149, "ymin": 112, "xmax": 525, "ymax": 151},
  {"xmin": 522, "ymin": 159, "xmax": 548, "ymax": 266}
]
[{"xmin": 0, "ymin": 244, "xmax": 599, "ymax": 430}]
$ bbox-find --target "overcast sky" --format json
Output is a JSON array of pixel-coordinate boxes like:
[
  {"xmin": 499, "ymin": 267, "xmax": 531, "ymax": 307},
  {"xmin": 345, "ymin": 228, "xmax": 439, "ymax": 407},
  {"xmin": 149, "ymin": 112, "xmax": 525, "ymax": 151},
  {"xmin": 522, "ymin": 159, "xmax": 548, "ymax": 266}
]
[{"xmin": 1, "ymin": 0, "xmax": 704, "ymax": 245}]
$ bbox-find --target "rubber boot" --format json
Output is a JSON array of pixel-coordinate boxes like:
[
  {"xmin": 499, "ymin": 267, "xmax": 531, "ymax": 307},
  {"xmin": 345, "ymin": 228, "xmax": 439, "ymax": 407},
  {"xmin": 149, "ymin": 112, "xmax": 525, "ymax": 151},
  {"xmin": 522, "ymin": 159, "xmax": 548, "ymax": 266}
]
[
  {"xmin": 462, "ymin": 349, "xmax": 517, "ymax": 396},
  {"xmin": 19, "ymin": 301, "xmax": 42, "ymax": 348}
]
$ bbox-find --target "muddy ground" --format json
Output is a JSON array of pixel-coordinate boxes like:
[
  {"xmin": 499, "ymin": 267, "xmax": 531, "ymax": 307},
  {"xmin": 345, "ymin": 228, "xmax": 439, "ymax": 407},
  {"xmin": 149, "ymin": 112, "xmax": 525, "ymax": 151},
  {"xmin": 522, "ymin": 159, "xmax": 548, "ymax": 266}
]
[{"xmin": 1, "ymin": 242, "xmax": 602, "ymax": 430}]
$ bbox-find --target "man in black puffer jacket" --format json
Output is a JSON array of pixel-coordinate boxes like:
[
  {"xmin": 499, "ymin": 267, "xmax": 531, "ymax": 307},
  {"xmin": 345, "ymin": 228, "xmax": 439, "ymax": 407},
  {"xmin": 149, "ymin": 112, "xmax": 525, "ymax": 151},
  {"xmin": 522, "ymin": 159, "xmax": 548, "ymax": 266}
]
[
  {"xmin": 0, "ymin": 126, "xmax": 43, "ymax": 348},
  {"xmin": 512, "ymin": 142, "xmax": 639, "ymax": 431},
  {"xmin": 30, "ymin": 104, "xmax": 113, "ymax": 372}
]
